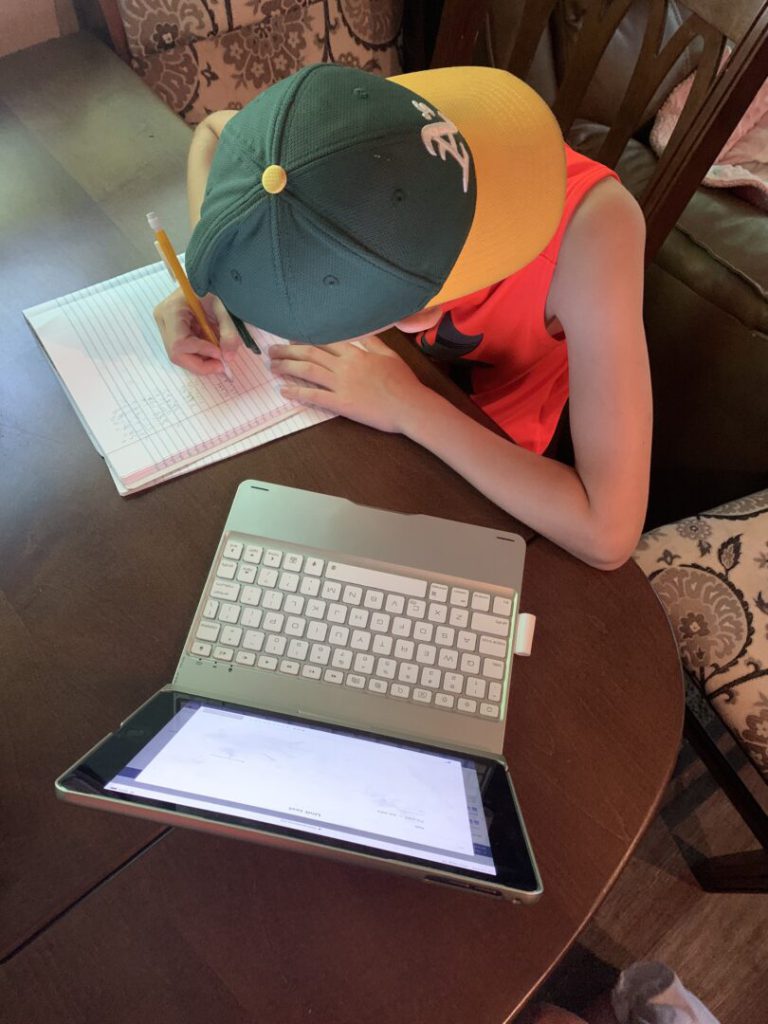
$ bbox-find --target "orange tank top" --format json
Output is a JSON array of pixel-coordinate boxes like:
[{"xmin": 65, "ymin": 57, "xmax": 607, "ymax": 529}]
[{"xmin": 416, "ymin": 146, "xmax": 619, "ymax": 454}]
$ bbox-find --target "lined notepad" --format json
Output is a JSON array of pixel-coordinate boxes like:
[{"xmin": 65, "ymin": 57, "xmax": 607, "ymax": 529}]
[{"xmin": 24, "ymin": 261, "xmax": 332, "ymax": 495}]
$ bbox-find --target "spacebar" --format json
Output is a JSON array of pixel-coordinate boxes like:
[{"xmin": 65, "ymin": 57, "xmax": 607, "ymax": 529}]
[{"xmin": 325, "ymin": 560, "xmax": 427, "ymax": 597}]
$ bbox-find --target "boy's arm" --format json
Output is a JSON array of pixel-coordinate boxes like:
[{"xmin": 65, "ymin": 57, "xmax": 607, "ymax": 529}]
[{"xmin": 187, "ymin": 110, "xmax": 239, "ymax": 227}]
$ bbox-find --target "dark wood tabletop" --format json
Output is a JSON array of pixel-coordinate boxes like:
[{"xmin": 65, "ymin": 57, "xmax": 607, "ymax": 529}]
[{"xmin": 0, "ymin": 32, "xmax": 684, "ymax": 1022}]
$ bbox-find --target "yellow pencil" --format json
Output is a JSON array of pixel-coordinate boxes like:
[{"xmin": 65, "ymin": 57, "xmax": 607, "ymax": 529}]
[{"xmin": 147, "ymin": 211, "xmax": 234, "ymax": 381}]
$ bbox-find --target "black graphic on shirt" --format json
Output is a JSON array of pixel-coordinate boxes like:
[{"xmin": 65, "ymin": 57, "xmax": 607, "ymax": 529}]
[{"xmin": 417, "ymin": 310, "xmax": 484, "ymax": 361}]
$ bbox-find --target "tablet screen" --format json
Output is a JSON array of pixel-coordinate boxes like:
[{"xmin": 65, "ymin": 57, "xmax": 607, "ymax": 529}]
[{"xmin": 105, "ymin": 701, "xmax": 496, "ymax": 875}]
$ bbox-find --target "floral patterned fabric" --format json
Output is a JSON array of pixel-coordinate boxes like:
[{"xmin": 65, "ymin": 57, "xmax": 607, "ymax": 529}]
[
  {"xmin": 634, "ymin": 489, "xmax": 768, "ymax": 778},
  {"xmin": 113, "ymin": 0, "xmax": 403, "ymax": 125}
]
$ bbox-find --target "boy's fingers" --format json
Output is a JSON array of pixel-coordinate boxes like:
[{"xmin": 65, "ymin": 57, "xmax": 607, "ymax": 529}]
[{"xmin": 210, "ymin": 297, "xmax": 242, "ymax": 357}]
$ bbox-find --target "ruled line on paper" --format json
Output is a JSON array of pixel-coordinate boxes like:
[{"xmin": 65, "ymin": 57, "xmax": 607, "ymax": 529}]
[{"xmin": 23, "ymin": 260, "xmax": 334, "ymax": 494}]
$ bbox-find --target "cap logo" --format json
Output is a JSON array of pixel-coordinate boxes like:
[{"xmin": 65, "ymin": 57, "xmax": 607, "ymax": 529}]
[{"xmin": 411, "ymin": 100, "xmax": 471, "ymax": 194}]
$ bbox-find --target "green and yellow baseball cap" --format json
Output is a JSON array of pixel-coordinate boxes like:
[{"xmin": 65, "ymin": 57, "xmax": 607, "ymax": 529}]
[{"xmin": 186, "ymin": 63, "xmax": 565, "ymax": 345}]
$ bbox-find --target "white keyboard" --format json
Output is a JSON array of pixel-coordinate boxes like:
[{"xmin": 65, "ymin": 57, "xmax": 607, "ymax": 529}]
[{"xmin": 187, "ymin": 534, "xmax": 517, "ymax": 720}]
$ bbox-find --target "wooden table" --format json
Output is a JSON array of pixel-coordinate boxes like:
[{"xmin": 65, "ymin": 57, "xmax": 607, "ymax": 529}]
[{"xmin": 0, "ymin": 33, "xmax": 684, "ymax": 1022}]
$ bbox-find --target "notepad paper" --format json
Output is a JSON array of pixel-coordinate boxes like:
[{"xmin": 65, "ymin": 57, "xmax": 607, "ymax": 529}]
[{"xmin": 23, "ymin": 261, "xmax": 332, "ymax": 494}]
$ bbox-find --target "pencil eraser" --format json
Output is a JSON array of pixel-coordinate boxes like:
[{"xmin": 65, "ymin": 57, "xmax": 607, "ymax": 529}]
[
  {"xmin": 147, "ymin": 211, "xmax": 160, "ymax": 231},
  {"xmin": 513, "ymin": 613, "xmax": 536, "ymax": 656}
]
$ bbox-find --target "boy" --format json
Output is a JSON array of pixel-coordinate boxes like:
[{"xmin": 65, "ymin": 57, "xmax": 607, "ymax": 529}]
[{"xmin": 154, "ymin": 64, "xmax": 651, "ymax": 571}]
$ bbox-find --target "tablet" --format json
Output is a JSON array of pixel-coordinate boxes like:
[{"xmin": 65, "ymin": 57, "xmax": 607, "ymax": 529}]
[{"xmin": 56, "ymin": 691, "xmax": 542, "ymax": 902}]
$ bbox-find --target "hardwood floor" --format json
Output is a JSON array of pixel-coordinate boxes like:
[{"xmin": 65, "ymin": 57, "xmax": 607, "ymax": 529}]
[{"xmin": 533, "ymin": 732, "xmax": 768, "ymax": 1023}]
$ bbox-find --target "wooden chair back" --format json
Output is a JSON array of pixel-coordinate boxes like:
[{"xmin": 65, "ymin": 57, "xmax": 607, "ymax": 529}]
[{"xmin": 431, "ymin": 0, "xmax": 768, "ymax": 261}]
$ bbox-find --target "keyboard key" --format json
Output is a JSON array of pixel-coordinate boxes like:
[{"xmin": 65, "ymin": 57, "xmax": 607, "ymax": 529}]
[
  {"xmin": 236, "ymin": 565, "xmax": 257, "ymax": 584},
  {"xmin": 220, "ymin": 626, "xmax": 243, "ymax": 646},
  {"xmin": 435, "ymin": 692, "xmax": 455, "ymax": 709},
  {"xmin": 219, "ymin": 603, "xmax": 241, "ymax": 624},
  {"xmin": 370, "ymin": 612, "xmax": 390, "ymax": 632},
  {"xmin": 390, "ymin": 683, "xmax": 411, "ymax": 699},
  {"xmin": 429, "ymin": 583, "xmax": 448, "ymax": 602},
  {"xmin": 449, "ymin": 606, "xmax": 469, "ymax": 628},
  {"xmin": 471, "ymin": 591, "xmax": 491, "ymax": 612},
  {"xmin": 306, "ymin": 599, "xmax": 327, "ymax": 619},
  {"xmin": 241, "ymin": 607, "xmax": 262, "ymax": 628},
  {"xmin": 450, "ymin": 587, "xmax": 469, "ymax": 607},
  {"xmin": 342, "ymin": 585, "xmax": 363, "ymax": 606},
  {"xmin": 488, "ymin": 682, "xmax": 503, "ymax": 703},
  {"xmin": 323, "ymin": 669, "xmax": 343, "ymax": 684},
  {"xmin": 406, "ymin": 598, "xmax": 426, "ymax": 618},
  {"xmin": 437, "ymin": 648, "xmax": 459, "ymax": 669},
  {"xmin": 327, "ymin": 602, "xmax": 347, "ymax": 623},
  {"xmin": 302, "ymin": 664, "xmax": 322, "ymax": 680},
  {"xmin": 470, "ymin": 612, "xmax": 509, "ymax": 637},
  {"xmin": 413, "ymin": 688, "xmax": 433, "ymax": 704},
  {"xmin": 309, "ymin": 644, "xmax": 331, "ymax": 665},
  {"xmin": 465, "ymin": 677, "xmax": 486, "ymax": 699},
  {"xmin": 235, "ymin": 650, "xmax": 256, "ymax": 666},
  {"xmin": 416, "ymin": 644, "xmax": 436, "ymax": 665},
  {"xmin": 264, "ymin": 549, "xmax": 282, "ymax": 567},
  {"xmin": 262, "ymin": 612, "xmax": 284, "ymax": 632},
  {"xmin": 211, "ymin": 580, "xmax": 240, "ymax": 601},
  {"xmin": 240, "ymin": 586, "xmax": 261, "ymax": 606},
  {"xmin": 483, "ymin": 658, "xmax": 505, "ymax": 680},
  {"xmin": 283, "ymin": 595, "xmax": 305, "ymax": 615},
  {"xmin": 427, "ymin": 603, "xmax": 448, "ymax": 624},
  {"xmin": 353, "ymin": 653, "xmax": 374, "ymax": 674},
  {"xmin": 280, "ymin": 659, "xmax": 300, "ymax": 675},
  {"xmin": 480, "ymin": 702, "xmax": 500, "ymax": 719},
  {"xmin": 435, "ymin": 626, "xmax": 455, "ymax": 646},
  {"xmin": 385, "ymin": 594, "xmax": 405, "ymax": 614},
  {"xmin": 350, "ymin": 630, "xmax": 371, "ymax": 651},
  {"xmin": 364, "ymin": 590, "xmax": 384, "ymax": 609},
  {"xmin": 460, "ymin": 653, "xmax": 481, "ymax": 674},
  {"xmin": 457, "ymin": 630, "xmax": 476, "ymax": 651},
  {"xmin": 265, "ymin": 635, "xmax": 286, "ymax": 656},
  {"xmin": 191, "ymin": 641, "xmax": 211, "ymax": 656},
  {"xmin": 413, "ymin": 621, "xmax": 433, "ymax": 642},
  {"xmin": 321, "ymin": 580, "xmax": 341, "ymax": 600},
  {"xmin": 372, "ymin": 634, "xmax": 393, "ymax": 655},
  {"xmin": 345, "ymin": 674, "xmax": 366, "ymax": 689},
  {"xmin": 328, "ymin": 625, "xmax": 349, "ymax": 646},
  {"xmin": 196, "ymin": 622, "xmax": 220, "ymax": 642},
  {"xmin": 368, "ymin": 678, "xmax": 388, "ymax": 694},
  {"xmin": 257, "ymin": 654, "xmax": 278, "ymax": 671},
  {"xmin": 287, "ymin": 639, "xmax": 309, "ymax": 660},
  {"xmin": 332, "ymin": 649, "xmax": 353, "ymax": 669},
  {"xmin": 262, "ymin": 590, "xmax": 283, "ymax": 610},
  {"xmin": 493, "ymin": 596, "xmax": 513, "ymax": 617},
  {"xmin": 394, "ymin": 638, "xmax": 414, "ymax": 660},
  {"xmin": 479, "ymin": 635, "xmax": 507, "ymax": 658},
  {"xmin": 243, "ymin": 545, "xmax": 263, "ymax": 564},
  {"xmin": 398, "ymin": 662, "xmax": 418, "ymax": 684},
  {"xmin": 326, "ymin": 561, "xmax": 426, "ymax": 597},
  {"xmin": 392, "ymin": 616, "xmax": 411, "ymax": 638},
  {"xmin": 443, "ymin": 673, "xmax": 463, "ymax": 693},
  {"xmin": 376, "ymin": 658, "xmax": 396, "ymax": 679},
  {"xmin": 203, "ymin": 599, "xmax": 219, "ymax": 619},
  {"xmin": 300, "ymin": 577, "xmax": 321, "ymax": 597},
  {"xmin": 257, "ymin": 568, "xmax": 279, "ymax": 588},
  {"xmin": 278, "ymin": 572, "xmax": 300, "ymax": 592},
  {"xmin": 243, "ymin": 630, "xmax": 264, "ymax": 651},
  {"xmin": 285, "ymin": 616, "xmax": 306, "ymax": 637},
  {"xmin": 213, "ymin": 646, "xmax": 233, "ymax": 661},
  {"xmin": 216, "ymin": 559, "xmax": 237, "ymax": 579},
  {"xmin": 305, "ymin": 557, "xmax": 324, "ymax": 576},
  {"xmin": 306, "ymin": 621, "xmax": 328, "ymax": 642},
  {"xmin": 420, "ymin": 667, "xmax": 441, "ymax": 688},
  {"xmin": 457, "ymin": 697, "xmax": 477, "ymax": 714},
  {"xmin": 284, "ymin": 553, "xmax": 303, "ymax": 572},
  {"xmin": 348, "ymin": 607, "xmax": 369, "ymax": 628}
]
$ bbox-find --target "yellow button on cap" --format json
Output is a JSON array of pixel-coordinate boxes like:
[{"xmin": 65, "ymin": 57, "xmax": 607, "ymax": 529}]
[{"xmin": 262, "ymin": 164, "xmax": 287, "ymax": 194}]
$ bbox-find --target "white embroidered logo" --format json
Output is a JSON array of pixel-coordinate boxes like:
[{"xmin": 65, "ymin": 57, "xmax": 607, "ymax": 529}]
[{"xmin": 412, "ymin": 100, "xmax": 471, "ymax": 193}]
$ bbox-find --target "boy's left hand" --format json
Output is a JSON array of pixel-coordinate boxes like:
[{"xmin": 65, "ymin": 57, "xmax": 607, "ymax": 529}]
[{"xmin": 268, "ymin": 336, "xmax": 429, "ymax": 434}]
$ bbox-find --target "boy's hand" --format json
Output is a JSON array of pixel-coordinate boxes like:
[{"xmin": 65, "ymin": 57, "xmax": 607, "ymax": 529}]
[
  {"xmin": 268, "ymin": 336, "xmax": 429, "ymax": 434},
  {"xmin": 154, "ymin": 288, "xmax": 241, "ymax": 375}
]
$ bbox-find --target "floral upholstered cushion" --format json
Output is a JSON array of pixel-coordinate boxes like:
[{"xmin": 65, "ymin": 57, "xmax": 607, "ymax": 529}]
[
  {"xmin": 113, "ymin": 0, "xmax": 403, "ymax": 124},
  {"xmin": 634, "ymin": 490, "xmax": 768, "ymax": 778}
]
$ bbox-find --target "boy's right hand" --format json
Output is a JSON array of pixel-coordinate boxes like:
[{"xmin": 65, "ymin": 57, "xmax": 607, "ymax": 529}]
[{"xmin": 153, "ymin": 288, "xmax": 242, "ymax": 375}]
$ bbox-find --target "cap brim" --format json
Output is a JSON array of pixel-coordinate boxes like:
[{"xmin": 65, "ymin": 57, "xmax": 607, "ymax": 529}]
[{"xmin": 390, "ymin": 67, "xmax": 566, "ymax": 305}]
